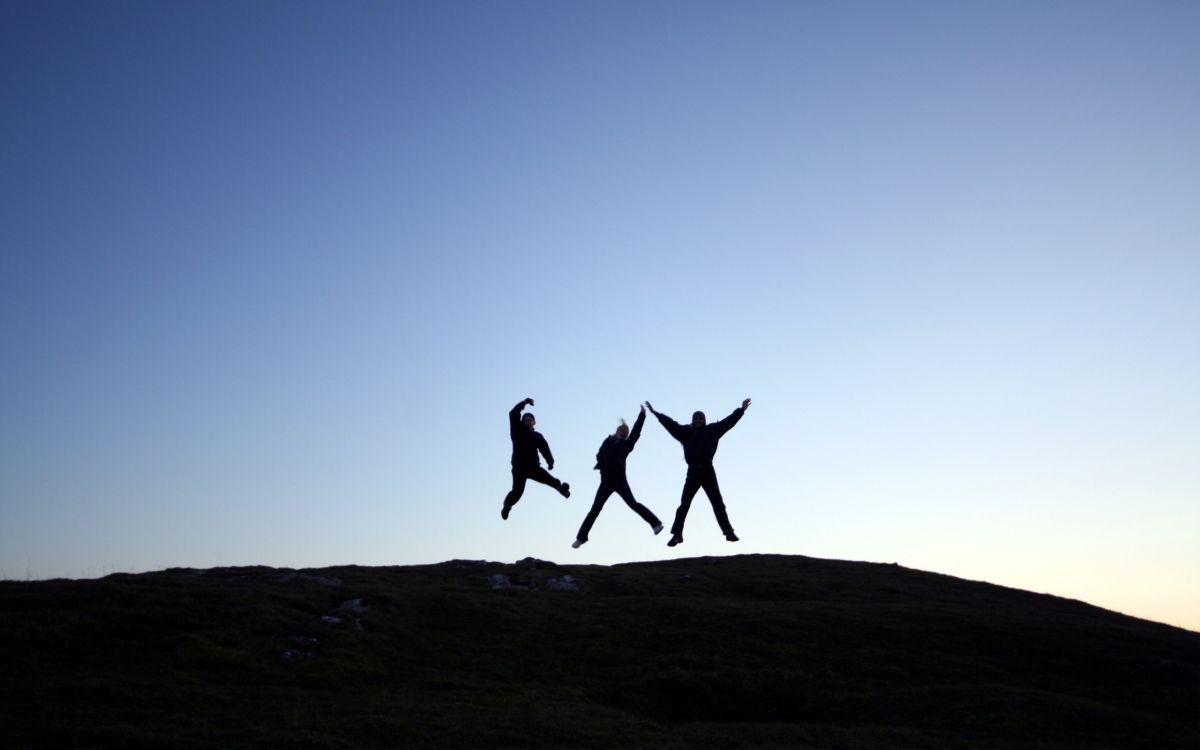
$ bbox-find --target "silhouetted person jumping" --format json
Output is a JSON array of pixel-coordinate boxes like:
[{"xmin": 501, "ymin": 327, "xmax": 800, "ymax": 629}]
[
  {"xmin": 646, "ymin": 398, "xmax": 751, "ymax": 546},
  {"xmin": 572, "ymin": 405, "xmax": 663, "ymax": 548},
  {"xmin": 501, "ymin": 397, "xmax": 569, "ymax": 520}
]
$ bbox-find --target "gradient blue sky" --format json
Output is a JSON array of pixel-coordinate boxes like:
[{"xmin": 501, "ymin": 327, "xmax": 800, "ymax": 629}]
[{"xmin": 2, "ymin": 1, "xmax": 1197, "ymax": 630}]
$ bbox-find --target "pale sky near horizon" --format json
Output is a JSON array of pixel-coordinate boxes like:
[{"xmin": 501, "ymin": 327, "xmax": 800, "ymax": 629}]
[{"xmin": 2, "ymin": 1, "xmax": 1197, "ymax": 631}]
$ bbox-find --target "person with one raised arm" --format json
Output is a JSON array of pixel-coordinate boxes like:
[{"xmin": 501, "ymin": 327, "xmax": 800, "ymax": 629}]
[
  {"xmin": 500, "ymin": 397, "xmax": 569, "ymax": 520},
  {"xmin": 646, "ymin": 398, "xmax": 751, "ymax": 547},
  {"xmin": 572, "ymin": 405, "xmax": 663, "ymax": 548}
]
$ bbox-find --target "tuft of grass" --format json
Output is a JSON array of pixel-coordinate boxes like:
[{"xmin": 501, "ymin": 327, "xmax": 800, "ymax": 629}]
[{"xmin": 0, "ymin": 554, "xmax": 1196, "ymax": 749}]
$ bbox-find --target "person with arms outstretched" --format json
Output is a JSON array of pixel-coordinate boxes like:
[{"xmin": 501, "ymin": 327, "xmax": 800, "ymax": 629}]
[
  {"xmin": 501, "ymin": 397, "xmax": 570, "ymax": 520},
  {"xmin": 646, "ymin": 398, "xmax": 751, "ymax": 547},
  {"xmin": 572, "ymin": 405, "xmax": 663, "ymax": 548}
]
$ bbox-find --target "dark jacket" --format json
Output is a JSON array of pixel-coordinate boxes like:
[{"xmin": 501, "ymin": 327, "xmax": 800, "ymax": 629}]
[
  {"xmin": 593, "ymin": 410, "xmax": 645, "ymax": 479},
  {"xmin": 653, "ymin": 407, "xmax": 744, "ymax": 466},
  {"xmin": 509, "ymin": 401, "xmax": 553, "ymax": 471}
]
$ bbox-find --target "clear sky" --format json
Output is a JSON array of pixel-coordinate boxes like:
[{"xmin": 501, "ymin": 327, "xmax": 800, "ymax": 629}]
[{"xmin": 2, "ymin": 1, "xmax": 1197, "ymax": 631}]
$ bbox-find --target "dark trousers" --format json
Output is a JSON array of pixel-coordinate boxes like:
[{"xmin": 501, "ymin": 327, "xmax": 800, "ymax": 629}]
[
  {"xmin": 576, "ymin": 475, "xmax": 660, "ymax": 542},
  {"xmin": 504, "ymin": 466, "xmax": 562, "ymax": 509},
  {"xmin": 671, "ymin": 464, "xmax": 734, "ymax": 536}
]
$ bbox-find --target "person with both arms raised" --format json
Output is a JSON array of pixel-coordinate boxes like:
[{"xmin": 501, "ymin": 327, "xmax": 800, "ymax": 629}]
[
  {"xmin": 572, "ymin": 404, "xmax": 664, "ymax": 549},
  {"xmin": 501, "ymin": 397, "xmax": 569, "ymax": 521},
  {"xmin": 646, "ymin": 398, "xmax": 751, "ymax": 547}
]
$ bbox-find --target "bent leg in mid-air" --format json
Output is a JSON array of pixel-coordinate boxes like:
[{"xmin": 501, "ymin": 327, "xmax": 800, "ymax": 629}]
[
  {"xmin": 612, "ymin": 478, "xmax": 662, "ymax": 534},
  {"xmin": 668, "ymin": 469, "xmax": 704, "ymax": 546},
  {"xmin": 574, "ymin": 483, "xmax": 613, "ymax": 547},
  {"xmin": 698, "ymin": 465, "xmax": 738, "ymax": 541},
  {"xmin": 503, "ymin": 466, "xmax": 570, "ymax": 521},
  {"xmin": 526, "ymin": 465, "xmax": 570, "ymax": 498}
]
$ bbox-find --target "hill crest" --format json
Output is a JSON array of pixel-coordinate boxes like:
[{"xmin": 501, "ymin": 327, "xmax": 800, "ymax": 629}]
[{"xmin": 1, "ymin": 553, "xmax": 1196, "ymax": 749}]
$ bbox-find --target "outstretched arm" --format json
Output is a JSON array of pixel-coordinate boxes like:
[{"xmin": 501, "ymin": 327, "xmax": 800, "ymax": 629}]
[
  {"xmin": 714, "ymin": 398, "xmax": 751, "ymax": 437},
  {"xmin": 646, "ymin": 402, "xmax": 688, "ymax": 443},
  {"xmin": 626, "ymin": 405, "xmax": 647, "ymax": 451}
]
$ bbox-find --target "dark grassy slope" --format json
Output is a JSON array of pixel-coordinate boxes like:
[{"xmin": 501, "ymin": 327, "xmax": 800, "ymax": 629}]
[{"xmin": 1, "ymin": 555, "xmax": 1196, "ymax": 749}]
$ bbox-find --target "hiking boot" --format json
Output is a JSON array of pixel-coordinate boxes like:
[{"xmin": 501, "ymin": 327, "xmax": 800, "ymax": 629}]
[
  {"xmin": 725, "ymin": 532, "xmax": 739, "ymax": 542},
  {"xmin": 667, "ymin": 534, "xmax": 683, "ymax": 547},
  {"xmin": 559, "ymin": 482, "xmax": 571, "ymax": 499},
  {"xmin": 572, "ymin": 539, "xmax": 586, "ymax": 549},
  {"xmin": 652, "ymin": 523, "xmax": 664, "ymax": 535},
  {"xmin": 501, "ymin": 505, "xmax": 510, "ymax": 520}
]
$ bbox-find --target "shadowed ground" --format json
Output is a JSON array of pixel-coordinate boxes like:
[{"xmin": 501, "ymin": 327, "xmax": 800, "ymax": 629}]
[{"xmin": 1, "ymin": 554, "xmax": 1196, "ymax": 749}]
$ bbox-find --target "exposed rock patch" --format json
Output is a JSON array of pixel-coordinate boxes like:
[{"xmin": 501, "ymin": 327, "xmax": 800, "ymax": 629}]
[
  {"xmin": 487, "ymin": 574, "xmax": 528, "ymax": 590},
  {"xmin": 487, "ymin": 572, "xmax": 579, "ymax": 591},
  {"xmin": 546, "ymin": 575, "xmax": 579, "ymax": 591},
  {"xmin": 338, "ymin": 598, "xmax": 370, "ymax": 614}
]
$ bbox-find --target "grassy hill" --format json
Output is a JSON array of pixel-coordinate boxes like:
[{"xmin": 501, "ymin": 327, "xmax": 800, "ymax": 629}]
[{"xmin": 1, "ymin": 554, "xmax": 1196, "ymax": 749}]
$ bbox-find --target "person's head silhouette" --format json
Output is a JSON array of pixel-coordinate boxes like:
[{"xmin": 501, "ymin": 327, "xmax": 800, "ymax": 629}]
[
  {"xmin": 614, "ymin": 419, "xmax": 630, "ymax": 440},
  {"xmin": 691, "ymin": 411, "xmax": 706, "ymax": 427},
  {"xmin": 522, "ymin": 413, "xmax": 536, "ymax": 430}
]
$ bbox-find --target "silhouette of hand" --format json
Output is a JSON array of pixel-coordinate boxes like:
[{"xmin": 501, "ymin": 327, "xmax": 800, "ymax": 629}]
[
  {"xmin": 547, "ymin": 461, "xmax": 554, "ymax": 471},
  {"xmin": 525, "ymin": 397, "xmax": 535, "ymax": 406},
  {"xmin": 742, "ymin": 398, "xmax": 751, "ymax": 411},
  {"xmin": 644, "ymin": 401, "xmax": 654, "ymax": 413},
  {"xmin": 639, "ymin": 404, "xmax": 646, "ymax": 415}
]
